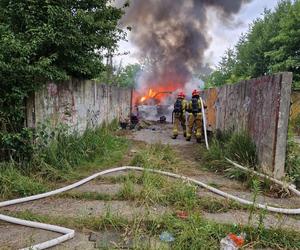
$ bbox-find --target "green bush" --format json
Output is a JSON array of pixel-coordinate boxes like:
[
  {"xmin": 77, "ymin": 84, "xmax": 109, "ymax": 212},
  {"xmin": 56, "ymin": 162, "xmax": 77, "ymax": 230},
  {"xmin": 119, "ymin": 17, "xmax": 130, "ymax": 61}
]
[
  {"xmin": 226, "ymin": 132, "xmax": 258, "ymax": 168},
  {"xmin": 203, "ymin": 131, "xmax": 257, "ymax": 182},
  {"xmin": 286, "ymin": 137, "xmax": 300, "ymax": 188},
  {"xmin": 32, "ymin": 122, "xmax": 127, "ymax": 179},
  {"xmin": 0, "ymin": 128, "xmax": 35, "ymax": 162},
  {"xmin": 0, "ymin": 122, "xmax": 128, "ymax": 198}
]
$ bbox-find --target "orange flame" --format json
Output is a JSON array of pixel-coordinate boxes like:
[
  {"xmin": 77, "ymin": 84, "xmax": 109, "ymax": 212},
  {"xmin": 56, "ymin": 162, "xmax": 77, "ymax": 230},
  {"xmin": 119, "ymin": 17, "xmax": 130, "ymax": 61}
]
[
  {"xmin": 134, "ymin": 81, "xmax": 184, "ymax": 106},
  {"xmin": 139, "ymin": 88, "xmax": 158, "ymax": 104}
]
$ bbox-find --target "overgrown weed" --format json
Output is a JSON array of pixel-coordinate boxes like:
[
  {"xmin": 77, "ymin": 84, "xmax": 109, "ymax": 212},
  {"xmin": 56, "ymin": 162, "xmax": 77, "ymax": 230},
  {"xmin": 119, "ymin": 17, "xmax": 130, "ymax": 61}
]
[
  {"xmin": 0, "ymin": 121, "xmax": 129, "ymax": 198},
  {"xmin": 202, "ymin": 130, "xmax": 258, "ymax": 185},
  {"xmin": 131, "ymin": 143, "xmax": 176, "ymax": 171},
  {"xmin": 0, "ymin": 163, "xmax": 48, "ymax": 199},
  {"xmin": 286, "ymin": 131, "xmax": 300, "ymax": 188}
]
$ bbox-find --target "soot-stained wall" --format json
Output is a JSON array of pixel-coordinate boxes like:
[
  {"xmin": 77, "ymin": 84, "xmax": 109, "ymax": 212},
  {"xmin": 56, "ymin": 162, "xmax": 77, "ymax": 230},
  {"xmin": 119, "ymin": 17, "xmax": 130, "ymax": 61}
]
[
  {"xmin": 202, "ymin": 72, "xmax": 293, "ymax": 179},
  {"xmin": 26, "ymin": 79, "xmax": 132, "ymax": 132}
]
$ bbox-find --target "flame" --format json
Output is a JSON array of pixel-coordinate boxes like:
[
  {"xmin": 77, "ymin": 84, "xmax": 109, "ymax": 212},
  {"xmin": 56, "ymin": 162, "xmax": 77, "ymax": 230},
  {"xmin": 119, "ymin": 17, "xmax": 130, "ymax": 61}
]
[
  {"xmin": 133, "ymin": 83, "xmax": 182, "ymax": 105},
  {"xmin": 138, "ymin": 89, "xmax": 158, "ymax": 104},
  {"xmin": 132, "ymin": 70, "xmax": 189, "ymax": 106}
]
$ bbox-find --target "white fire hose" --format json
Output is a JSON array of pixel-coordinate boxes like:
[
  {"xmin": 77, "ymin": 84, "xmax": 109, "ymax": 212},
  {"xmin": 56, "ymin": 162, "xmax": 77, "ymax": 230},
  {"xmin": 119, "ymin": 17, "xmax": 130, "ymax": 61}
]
[
  {"xmin": 200, "ymin": 97, "xmax": 209, "ymax": 150},
  {"xmin": 1, "ymin": 97, "xmax": 299, "ymax": 249}
]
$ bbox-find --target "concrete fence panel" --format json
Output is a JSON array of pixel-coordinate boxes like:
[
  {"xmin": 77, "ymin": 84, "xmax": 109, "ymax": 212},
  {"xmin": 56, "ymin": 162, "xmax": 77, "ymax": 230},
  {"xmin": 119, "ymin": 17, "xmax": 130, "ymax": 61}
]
[
  {"xmin": 202, "ymin": 72, "xmax": 293, "ymax": 179},
  {"xmin": 26, "ymin": 79, "xmax": 132, "ymax": 132}
]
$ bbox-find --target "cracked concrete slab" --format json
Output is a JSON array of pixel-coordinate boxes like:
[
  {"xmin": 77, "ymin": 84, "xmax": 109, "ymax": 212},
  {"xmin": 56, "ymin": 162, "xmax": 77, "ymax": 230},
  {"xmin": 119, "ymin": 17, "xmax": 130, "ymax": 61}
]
[
  {"xmin": 0, "ymin": 198, "xmax": 168, "ymax": 219},
  {"xmin": 203, "ymin": 211, "xmax": 300, "ymax": 231}
]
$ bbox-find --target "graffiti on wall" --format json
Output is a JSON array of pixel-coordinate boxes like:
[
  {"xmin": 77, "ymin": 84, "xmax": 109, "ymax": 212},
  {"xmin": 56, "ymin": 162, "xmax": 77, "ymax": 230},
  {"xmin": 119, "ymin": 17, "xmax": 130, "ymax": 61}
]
[{"xmin": 87, "ymin": 109, "xmax": 100, "ymax": 128}]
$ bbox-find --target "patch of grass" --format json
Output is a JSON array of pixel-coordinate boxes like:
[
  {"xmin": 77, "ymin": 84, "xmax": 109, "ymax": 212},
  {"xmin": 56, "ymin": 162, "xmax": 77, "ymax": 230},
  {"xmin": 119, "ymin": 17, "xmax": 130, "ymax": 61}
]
[
  {"xmin": 58, "ymin": 172, "xmax": 245, "ymax": 213},
  {"xmin": 197, "ymin": 197, "xmax": 244, "ymax": 213},
  {"xmin": 98, "ymin": 172, "xmax": 143, "ymax": 184},
  {"xmin": 291, "ymin": 113, "xmax": 300, "ymax": 135},
  {"xmin": 166, "ymin": 181, "xmax": 198, "ymax": 210},
  {"xmin": 58, "ymin": 191, "xmax": 114, "ymax": 201},
  {"xmin": 8, "ymin": 210, "xmax": 300, "ymax": 250},
  {"xmin": 8, "ymin": 210, "xmax": 128, "ymax": 232},
  {"xmin": 286, "ymin": 132, "xmax": 300, "ymax": 188},
  {"xmin": 154, "ymin": 213, "xmax": 300, "ymax": 250},
  {"xmin": 117, "ymin": 175, "xmax": 136, "ymax": 200},
  {"xmin": 225, "ymin": 132, "xmax": 257, "ymax": 168},
  {"xmin": 34, "ymin": 124, "xmax": 128, "ymax": 180},
  {"xmin": 0, "ymin": 163, "xmax": 48, "ymax": 199},
  {"xmin": 131, "ymin": 143, "xmax": 177, "ymax": 171},
  {"xmin": 202, "ymin": 131, "xmax": 258, "ymax": 184},
  {"xmin": 136, "ymin": 171, "xmax": 167, "ymax": 205},
  {"xmin": 207, "ymin": 182, "xmax": 221, "ymax": 189},
  {"xmin": 0, "ymin": 122, "xmax": 129, "ymax": 199}
]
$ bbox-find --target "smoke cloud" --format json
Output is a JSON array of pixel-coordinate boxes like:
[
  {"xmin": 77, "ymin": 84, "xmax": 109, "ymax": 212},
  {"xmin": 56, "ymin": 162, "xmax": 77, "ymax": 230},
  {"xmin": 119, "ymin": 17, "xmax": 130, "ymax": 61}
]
[{"xmin": 121, "ymin": 0, "xmax": 251, "ymax": 91}]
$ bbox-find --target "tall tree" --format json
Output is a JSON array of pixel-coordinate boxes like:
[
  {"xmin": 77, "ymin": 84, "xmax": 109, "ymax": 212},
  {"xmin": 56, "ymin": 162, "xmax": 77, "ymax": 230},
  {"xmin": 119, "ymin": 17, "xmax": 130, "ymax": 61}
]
[
  {"xmin": 205, "ymin": 0, "xmax": 300, "ymax": 89},
  {"xmin": 266, "ymin": 0, "xmax": 300, "ymax": 87},
  {"xmin": 0, "ymin": 0, "xmax": 125, "ymax": 160},
  {"xmin": 0, "ymin": 0, "xmax": 125, "ymax": 131}
]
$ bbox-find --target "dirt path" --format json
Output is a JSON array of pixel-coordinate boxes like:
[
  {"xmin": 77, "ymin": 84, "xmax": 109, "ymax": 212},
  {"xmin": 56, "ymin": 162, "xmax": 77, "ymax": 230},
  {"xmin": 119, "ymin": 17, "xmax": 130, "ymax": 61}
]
[
  {"xmin": 0, "ymin": 122, "xmax": 299, "ymax": 249},
  {"xmin": 129, "ymin": 123, "xmax": 300, "ymax": 228}
]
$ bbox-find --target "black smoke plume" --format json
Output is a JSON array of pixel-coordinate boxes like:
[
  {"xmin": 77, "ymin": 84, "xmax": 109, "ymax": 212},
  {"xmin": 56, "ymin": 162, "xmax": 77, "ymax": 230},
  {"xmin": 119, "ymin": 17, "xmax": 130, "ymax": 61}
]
[{"xmin": 121, "ymin": 0, "xmax": 251, "ymax": 89}]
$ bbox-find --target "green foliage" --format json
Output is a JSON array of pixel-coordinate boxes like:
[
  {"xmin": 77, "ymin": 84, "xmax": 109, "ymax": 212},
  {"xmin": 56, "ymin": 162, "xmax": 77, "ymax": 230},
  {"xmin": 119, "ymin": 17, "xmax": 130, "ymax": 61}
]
[
  {"xmin": 225, "ymin": 132, "xmax": 258, "ymax": 168},
  {"xmin": 10, "ymin": 209, "xmax": 300, "ymax": 249},
  {"xmin": 157, "ymin": 213, "xmax": 300, "ymax": 249},
  {"xmin": 0, "ymin": 128, "xmax": 35, "ymax": 161},
  {"xmin": 118, "ymin": 175, "xmax": 136, "ymax": 200},
  {"xmin": 291, "ymin": 113, "xmax": 300, "ymax": 135},
  {"xmin": 206, "ymin": 0, "xmax": 300, "ymax": 89},
  {"xmin": 0, "ymin": 163, "xmax": 48, "ymax": 199},
  {"xmin": 131, "ymin": 143, "xmax": 176, "ymax": 170},
  {"xmin": 0, "ymin": 0, "xmax": 125, "ymax": 158},
  {"xmin": 117, "ymin": 64, "xmax": 141, "ymax": 87},
  {"xmin": 247, "ymin": 179, "xmax": 261, "ymax": 226},
  {"xmin": 203, "ymin": 131, "xmax": 258, "ymax": 182},
  {"xmin": 286, "ymin": 135, "xmax": 300, "ymax": 188},
  {"xmin": 266, "ymin": 1, "xmax": 300, "ymax": 85},
  {"xmin": 0, "ymin": 122, "xmax": 128, "ymax": 198},
  {"xmin": 96, "ymin": 63, "xmax": 141, "ymax": 88},
  {"xmin": 166, "ymin": 181, "xmax": 198, "ymax": 210}
]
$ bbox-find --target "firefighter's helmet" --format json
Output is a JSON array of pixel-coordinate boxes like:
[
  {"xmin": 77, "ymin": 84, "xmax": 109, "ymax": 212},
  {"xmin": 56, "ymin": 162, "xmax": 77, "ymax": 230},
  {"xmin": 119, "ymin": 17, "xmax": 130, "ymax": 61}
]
[
  {"xmin": 192, "ymin": 89, "xmax": 200, "ymax": 97},
  {"xmin": 177, "ymin": 92, "xmax": 186, "ymax": 98}
]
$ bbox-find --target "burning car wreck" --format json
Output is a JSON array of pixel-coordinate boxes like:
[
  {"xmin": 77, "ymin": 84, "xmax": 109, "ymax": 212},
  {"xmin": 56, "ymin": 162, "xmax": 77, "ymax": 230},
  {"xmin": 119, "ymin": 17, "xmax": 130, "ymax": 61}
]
[{"xmin": 134, "ymin": 89, "xmax": 175, "ymax": 122}]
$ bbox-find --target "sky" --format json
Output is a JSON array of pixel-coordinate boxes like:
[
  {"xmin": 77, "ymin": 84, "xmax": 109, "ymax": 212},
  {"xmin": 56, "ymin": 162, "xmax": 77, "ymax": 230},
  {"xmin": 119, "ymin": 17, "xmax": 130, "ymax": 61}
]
[{"xmin": 114, "ymin": 0, "xmax": 279, "ymax": 68}]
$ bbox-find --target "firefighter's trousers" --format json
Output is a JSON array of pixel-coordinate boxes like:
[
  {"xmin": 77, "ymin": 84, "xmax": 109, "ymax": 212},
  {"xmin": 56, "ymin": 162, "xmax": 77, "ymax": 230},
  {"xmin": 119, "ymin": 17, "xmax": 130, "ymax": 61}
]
[
  {"xmin": 186, "ymin": 113, "xmax": 202, "ymax": 139},
  {"xmin": 173, "ymin": 113, "xmax": 186, "ymax": 136}
]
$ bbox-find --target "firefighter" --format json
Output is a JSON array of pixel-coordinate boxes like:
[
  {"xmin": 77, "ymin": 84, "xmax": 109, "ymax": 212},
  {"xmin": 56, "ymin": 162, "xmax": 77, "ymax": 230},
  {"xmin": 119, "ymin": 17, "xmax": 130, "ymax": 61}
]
[
  {"xmin": 172, "ymin": 92, "xmax": 188, "ymax": 139},
  {"xmin": 186, "ymin": 89, "xmax": 205, "ymax": 143}
]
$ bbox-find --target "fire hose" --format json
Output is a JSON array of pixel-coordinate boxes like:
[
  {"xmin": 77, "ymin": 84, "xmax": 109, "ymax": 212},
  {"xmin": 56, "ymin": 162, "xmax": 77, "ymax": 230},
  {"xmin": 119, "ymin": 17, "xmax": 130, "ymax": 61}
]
[
  {"xmin": 200, "ymin": 97, "xmax": 209, "ymax": 150},
  {"xmin": 0, "ymin": 98, "xmax": 300, "ymax": 249}
]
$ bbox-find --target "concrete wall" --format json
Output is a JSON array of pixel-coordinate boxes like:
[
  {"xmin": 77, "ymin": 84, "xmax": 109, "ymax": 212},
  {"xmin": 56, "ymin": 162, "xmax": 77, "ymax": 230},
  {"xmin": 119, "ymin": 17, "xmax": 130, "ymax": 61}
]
[
  {"xmin": 202, "ymin": 72, "xmax": 293, "ymax": 179},
  {"xmin": 26, "ymin": 79, "xmax": 132, "ymax": 132}
]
